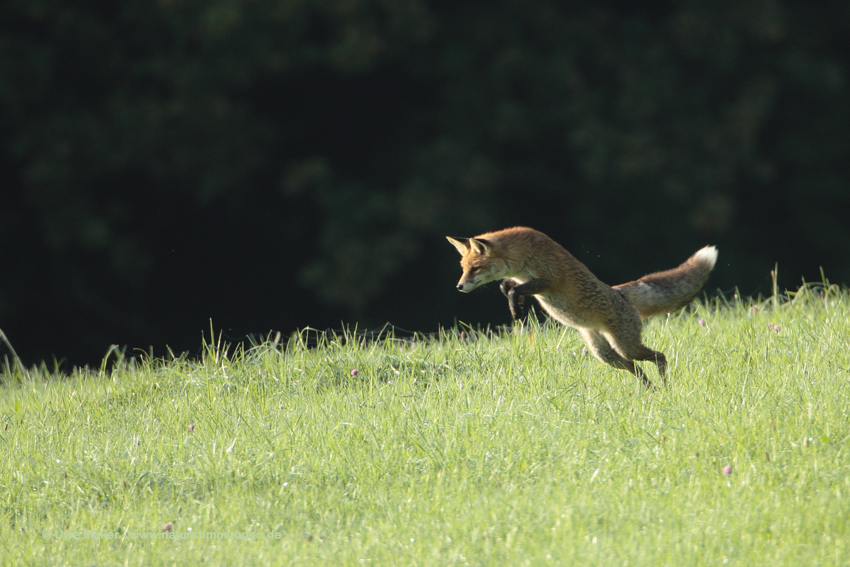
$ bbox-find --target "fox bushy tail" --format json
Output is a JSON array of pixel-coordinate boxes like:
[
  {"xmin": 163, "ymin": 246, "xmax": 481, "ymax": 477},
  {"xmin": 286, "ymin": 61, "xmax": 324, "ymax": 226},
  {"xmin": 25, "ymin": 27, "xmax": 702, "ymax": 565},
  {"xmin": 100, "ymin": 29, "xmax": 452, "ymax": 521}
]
[{"xmin": 613, "ymin": 246, "xmax": 718, "ymax": 319}]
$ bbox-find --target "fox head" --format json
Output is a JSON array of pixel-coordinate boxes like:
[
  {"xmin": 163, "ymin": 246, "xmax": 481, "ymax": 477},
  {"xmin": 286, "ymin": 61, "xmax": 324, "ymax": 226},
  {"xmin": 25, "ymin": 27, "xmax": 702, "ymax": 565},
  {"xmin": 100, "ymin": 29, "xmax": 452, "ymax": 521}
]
[{"xmin": 446, "ymin": 236, "xmax": 509, "ymax": 292}]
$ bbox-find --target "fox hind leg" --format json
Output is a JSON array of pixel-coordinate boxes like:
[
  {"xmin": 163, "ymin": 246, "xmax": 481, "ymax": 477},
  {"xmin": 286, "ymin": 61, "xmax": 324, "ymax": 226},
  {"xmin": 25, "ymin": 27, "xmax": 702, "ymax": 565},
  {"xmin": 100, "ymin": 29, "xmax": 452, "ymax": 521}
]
[
  {"xmin": 602, "ymin": 296, "xmax": 668, "ymax": 386},
  {"xmin": 603, "ymin": 332, "xmax": 667, "ymax": 386},
  {"xmin": 580, "ymin": 329, "xmax": 653, "ymax": 388}
]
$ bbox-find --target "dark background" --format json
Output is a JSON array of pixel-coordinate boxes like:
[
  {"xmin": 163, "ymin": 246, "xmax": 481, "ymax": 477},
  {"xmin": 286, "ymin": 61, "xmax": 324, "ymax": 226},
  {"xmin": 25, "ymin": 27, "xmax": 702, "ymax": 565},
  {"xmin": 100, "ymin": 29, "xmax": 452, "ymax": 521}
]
[{"xmin": 2, "ymin": 0, "xmax": 849, "ymax": 368}]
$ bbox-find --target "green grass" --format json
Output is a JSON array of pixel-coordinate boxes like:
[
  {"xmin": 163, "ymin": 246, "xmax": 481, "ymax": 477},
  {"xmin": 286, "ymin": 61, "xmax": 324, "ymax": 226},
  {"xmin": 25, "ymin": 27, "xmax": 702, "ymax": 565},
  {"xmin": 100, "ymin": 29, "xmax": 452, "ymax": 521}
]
[{"xmin": 2, "ymin": 285, "xmax": 850, "ymax": 566}]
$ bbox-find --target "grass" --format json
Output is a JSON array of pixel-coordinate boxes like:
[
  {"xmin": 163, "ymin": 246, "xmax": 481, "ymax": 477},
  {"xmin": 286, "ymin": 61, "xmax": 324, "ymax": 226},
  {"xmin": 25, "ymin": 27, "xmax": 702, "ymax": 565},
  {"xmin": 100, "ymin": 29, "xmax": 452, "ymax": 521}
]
[{"xmin": 2, "ymin": 284, "xmax": 850, "ymax": 566}]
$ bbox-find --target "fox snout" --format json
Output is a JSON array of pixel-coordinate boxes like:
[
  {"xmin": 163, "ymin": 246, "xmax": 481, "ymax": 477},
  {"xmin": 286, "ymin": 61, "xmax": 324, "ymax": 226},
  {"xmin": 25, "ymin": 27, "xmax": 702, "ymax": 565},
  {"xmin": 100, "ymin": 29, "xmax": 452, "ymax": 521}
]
[{"xmin": 456, "ymin": 280, "xmax": 476, "ymax": 292}]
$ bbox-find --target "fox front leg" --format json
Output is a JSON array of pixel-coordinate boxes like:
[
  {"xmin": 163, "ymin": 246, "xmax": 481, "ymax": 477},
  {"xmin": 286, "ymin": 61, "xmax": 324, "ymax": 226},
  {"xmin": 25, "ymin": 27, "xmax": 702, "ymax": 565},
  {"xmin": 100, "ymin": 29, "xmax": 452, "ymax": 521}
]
[
  {"xmin": 501, "ymin": 278, "xmax": 548, "ymax": 321},
  {"xmin": 500, "ymin": 280, "xmax": 524, "ymax": 320}
]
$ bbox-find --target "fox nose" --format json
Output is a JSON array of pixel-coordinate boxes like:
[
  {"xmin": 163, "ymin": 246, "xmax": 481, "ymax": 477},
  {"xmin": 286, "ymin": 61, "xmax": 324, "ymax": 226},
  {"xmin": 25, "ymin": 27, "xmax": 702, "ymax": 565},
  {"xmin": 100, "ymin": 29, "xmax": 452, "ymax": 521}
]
[{"xmin": 456, "ymin": 284, "xmax": 464, "ymax": 291}]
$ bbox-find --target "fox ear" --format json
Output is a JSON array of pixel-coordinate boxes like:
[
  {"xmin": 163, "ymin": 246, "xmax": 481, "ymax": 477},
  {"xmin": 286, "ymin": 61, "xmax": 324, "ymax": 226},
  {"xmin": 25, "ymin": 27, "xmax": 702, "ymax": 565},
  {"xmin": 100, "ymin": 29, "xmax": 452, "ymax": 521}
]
[
  {"xmin": 469, "ymin": 237, "xmax": 493, "ymax": 255},
  {"xmin": 446, "ymin": 236, "xmax": 470, "ymax": 255}
]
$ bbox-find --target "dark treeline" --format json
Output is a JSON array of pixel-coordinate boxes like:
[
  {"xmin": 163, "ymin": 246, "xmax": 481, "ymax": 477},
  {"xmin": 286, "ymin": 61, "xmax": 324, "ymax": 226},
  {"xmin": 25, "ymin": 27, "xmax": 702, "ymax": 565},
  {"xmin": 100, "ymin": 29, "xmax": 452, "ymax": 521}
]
[{"xmin": 2, "ymin": 0, "xmax": 849, "ymax": 367}]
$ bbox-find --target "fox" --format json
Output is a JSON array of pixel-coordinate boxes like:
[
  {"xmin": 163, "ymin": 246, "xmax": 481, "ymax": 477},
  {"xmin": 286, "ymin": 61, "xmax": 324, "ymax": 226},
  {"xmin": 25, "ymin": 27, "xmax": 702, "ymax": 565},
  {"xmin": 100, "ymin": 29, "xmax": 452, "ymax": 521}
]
[{"xmin": 446, "ymin": 226, "xmax": 718, "ymax": 387}]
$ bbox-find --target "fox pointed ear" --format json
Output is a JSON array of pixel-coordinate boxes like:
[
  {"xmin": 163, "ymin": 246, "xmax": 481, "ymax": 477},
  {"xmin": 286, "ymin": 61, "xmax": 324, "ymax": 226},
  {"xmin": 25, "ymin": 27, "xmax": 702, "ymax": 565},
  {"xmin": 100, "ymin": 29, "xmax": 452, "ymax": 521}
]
[
  {"xmin": 469, "ymin": 237, "xmax": 493, "ymax": 255},
  {"xmin": 446, "ymin": 236, "xmax": 470, "ymax": 255}
]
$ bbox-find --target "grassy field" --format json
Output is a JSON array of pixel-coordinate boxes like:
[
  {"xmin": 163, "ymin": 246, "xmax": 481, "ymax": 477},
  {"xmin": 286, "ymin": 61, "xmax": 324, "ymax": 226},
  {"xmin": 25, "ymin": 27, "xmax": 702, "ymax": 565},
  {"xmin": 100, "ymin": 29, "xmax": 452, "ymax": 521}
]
[{"xmin": 2, "ymin": 285, "xmax": 850, "ymax": 566}]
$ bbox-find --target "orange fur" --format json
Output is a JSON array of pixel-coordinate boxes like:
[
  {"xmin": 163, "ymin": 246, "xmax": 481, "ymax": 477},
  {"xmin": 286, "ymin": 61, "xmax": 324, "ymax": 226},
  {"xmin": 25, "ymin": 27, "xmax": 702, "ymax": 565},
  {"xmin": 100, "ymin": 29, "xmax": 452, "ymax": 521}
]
[{"xmin": 447, "ymin": 227, "xmax": 717, "ymax": 387}]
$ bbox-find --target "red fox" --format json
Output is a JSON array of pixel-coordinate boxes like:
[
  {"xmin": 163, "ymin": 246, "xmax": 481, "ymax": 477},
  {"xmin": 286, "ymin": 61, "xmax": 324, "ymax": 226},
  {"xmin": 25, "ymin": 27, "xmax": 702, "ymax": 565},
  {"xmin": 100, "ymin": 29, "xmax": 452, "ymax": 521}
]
[{"xmin": 447, "ymin": 227, "xmax": 717, "ymax": 387}]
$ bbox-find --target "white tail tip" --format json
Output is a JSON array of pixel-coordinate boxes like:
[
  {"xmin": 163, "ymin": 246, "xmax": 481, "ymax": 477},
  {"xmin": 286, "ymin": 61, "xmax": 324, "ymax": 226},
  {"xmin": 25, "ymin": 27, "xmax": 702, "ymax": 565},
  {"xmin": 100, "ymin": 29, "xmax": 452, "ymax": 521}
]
[{"xmin": 694, "ymin": 245, "xmax": 719, "ymax": 269}]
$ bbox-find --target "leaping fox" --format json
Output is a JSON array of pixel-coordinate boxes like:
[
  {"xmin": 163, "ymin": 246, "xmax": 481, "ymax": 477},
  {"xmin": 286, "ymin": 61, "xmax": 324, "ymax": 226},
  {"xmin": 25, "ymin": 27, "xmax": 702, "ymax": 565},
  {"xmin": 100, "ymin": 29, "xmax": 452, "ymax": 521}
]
[{"xmin": 447, "ymin": 227, "xmax": 717, "ymax": 387}]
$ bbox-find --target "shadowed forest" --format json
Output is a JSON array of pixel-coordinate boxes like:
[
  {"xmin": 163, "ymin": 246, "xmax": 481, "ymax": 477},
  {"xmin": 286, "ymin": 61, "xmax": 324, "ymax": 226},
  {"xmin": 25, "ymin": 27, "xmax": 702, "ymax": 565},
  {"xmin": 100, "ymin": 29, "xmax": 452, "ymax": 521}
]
[{"xmin": 2, "ymin": 0, "xmax": 849, "ymax": 367}]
